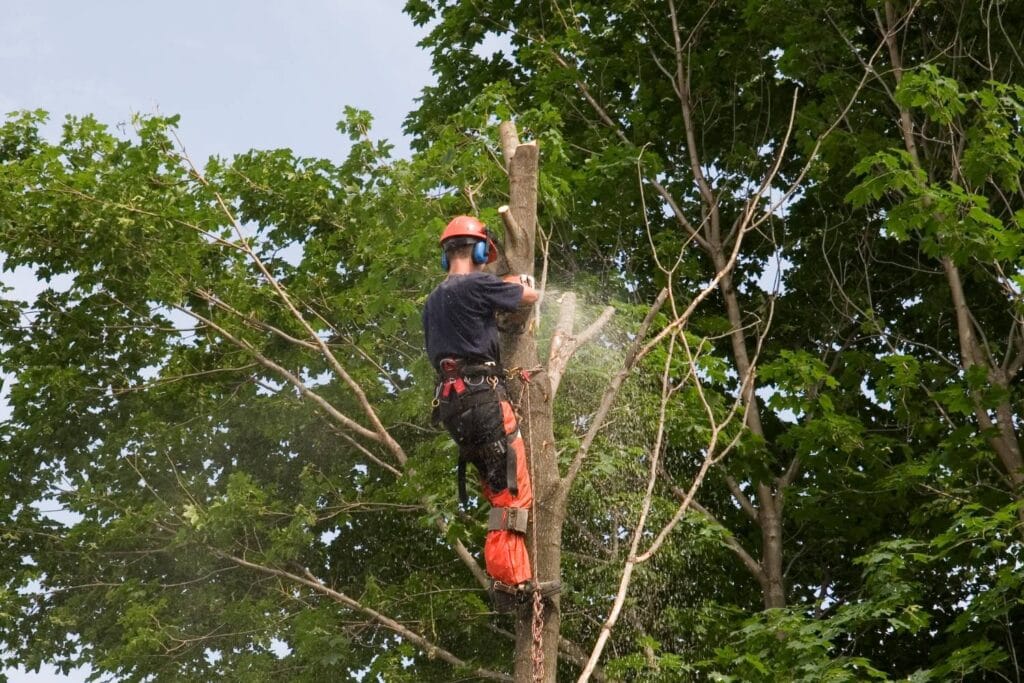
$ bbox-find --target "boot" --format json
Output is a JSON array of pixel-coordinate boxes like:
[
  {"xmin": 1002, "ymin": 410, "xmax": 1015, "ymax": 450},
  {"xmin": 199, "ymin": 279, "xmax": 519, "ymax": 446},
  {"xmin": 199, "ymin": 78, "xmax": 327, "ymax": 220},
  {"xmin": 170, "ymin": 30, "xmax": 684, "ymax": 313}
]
[
  {"xmin": 489, "ymin": 579, "xmax": 522, "ymax": 613},
  {"xmin": 488, "ymin": 579, "xmax": 562, "ymax": 612},
  {"xmin": 523, "ymin": 579, "xmax": 561, "ymax": 599}
]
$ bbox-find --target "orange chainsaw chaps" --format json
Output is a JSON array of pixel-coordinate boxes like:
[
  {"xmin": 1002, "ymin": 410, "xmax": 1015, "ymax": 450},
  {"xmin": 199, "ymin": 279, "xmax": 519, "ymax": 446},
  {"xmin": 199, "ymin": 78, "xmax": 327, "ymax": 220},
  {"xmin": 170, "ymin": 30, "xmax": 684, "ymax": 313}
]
[
  {"xmin": 484, "ymin": 530, "xmax": 532, "ymax": 585},
  {"xmin": 481, "ymin": 399, "xmax": 533, "ymax": 586}
]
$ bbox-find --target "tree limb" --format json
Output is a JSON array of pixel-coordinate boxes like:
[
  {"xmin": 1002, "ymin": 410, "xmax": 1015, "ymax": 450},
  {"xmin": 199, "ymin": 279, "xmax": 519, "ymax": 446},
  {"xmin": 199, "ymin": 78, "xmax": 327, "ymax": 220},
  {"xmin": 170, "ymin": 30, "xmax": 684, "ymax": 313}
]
[
  {"xmin": 181, "ymin": 148, "xmax": 407, "ymax": 466},
  {"xmin": 499, "ymin": 121, "xmax": 520, "ymax": 169},
  {"xmin": 721, "ymin": 474, "xmax": 759, "ymax": 523},
  {"xmin": 174, "ymin": 305, "xmax": 384, "ymax": 446},
  {"xmin": 547, "ymin": 292, "xmax": 616, "ymax": 399},
  {"xmin": 217, "ymin": 552, "xmax": 511, "ymax": 682},
  {"xmin": 547, "ymin": 50, "xmax": 712, "ymax": 253},
  {"xmin": 687, "ymin": 499, "xmax": 767, "ymax": 589},
  {"xmin": 558, "ymin": 288, "xmax": 668, "ymax": 499},
  {"xmin": 576, "ymin": 332, "xmax": 676, "ymax": 682}
]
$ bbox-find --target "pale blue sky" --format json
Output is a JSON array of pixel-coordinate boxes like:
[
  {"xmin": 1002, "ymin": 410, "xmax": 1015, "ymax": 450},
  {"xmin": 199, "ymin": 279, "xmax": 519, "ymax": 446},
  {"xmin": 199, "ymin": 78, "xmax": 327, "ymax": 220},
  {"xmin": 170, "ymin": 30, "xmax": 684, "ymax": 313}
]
[
  {"xmin": 1, "ymin": 1, "xmax": 433, "ymax": 680},
  {"xmin": 1, "ymin": 0, "xmax": 432, "ymax": 160}
]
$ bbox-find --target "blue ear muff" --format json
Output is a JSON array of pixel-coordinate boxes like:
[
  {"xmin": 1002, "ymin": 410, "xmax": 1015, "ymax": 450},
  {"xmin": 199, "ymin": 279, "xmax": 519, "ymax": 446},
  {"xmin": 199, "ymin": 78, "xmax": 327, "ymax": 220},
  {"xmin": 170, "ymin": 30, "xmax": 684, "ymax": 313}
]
[
  {"xmin": 472, "ymin": 240, "xmax": 489, "ymax": 264},
  {"xmin": 441, "ymin": 238, "xmax": 487, "ymax": 270}
]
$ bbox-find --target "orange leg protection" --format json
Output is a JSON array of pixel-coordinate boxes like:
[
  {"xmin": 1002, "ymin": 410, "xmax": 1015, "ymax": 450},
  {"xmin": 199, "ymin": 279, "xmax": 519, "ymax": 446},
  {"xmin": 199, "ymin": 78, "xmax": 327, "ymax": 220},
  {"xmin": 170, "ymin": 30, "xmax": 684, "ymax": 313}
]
[{"xmin": 481, "ymin": 399, "xmax": 533, "ymax": 586}]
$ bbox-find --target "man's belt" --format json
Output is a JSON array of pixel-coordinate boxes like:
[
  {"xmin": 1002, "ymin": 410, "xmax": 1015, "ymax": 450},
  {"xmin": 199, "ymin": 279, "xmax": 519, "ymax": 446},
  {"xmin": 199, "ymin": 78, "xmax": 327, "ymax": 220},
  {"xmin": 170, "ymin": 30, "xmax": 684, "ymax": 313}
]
[
  {"xmin": 433, "ymin": 357, "xmax": 507, "ymax": 422},
  {"xmin": 437, "ymin": 357, "xmax": 503, "ymax": 381}
]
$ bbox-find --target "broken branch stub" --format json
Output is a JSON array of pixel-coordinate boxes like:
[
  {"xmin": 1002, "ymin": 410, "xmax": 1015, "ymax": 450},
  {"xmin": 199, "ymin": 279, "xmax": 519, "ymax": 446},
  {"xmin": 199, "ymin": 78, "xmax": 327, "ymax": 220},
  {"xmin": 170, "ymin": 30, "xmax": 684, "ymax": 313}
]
[
  {"xmin": 504, "ymin": 143, "xmax": 538, "ymax": 276},
  {"xmin": 499, "ymin": 120, "xmax": 520, "ymax": 170}
]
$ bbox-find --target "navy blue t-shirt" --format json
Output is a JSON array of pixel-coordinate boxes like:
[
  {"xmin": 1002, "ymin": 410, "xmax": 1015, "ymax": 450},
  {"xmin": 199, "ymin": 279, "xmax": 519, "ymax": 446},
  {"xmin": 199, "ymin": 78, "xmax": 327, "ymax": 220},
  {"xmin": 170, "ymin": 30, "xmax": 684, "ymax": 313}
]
[{"xmin": 423, "ymin": 272, "xmax": 524, "ymax": 368}]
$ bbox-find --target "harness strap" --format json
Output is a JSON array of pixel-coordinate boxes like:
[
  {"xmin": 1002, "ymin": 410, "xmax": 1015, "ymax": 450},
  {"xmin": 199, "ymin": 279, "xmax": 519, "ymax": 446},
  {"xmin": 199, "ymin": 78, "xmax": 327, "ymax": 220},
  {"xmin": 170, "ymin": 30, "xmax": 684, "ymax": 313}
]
[
  {"xmin": 456, "ymin": 432, "xmax": 517, "ymax": 506},
  {"xmin": 457, "ymin": 458, "xmax": 469, "ymax": 507},
  {"xmin": 434, "ymin": 383, "xmax": 506, "ymax": 424},
  {"xmin": 491, "ymin": 579, "xmax": 520, "ymax": 596},
  {"xmin": 506, "ymin": 429, "xmax": 520, "ymax": 497},
  {"xmin": 488, "ymin": 506, "xmax": 529, "ymax": 533},
  {"xmin": 437, "ymin": 357, "xmax": 504, "ymax": 379},
  {"xmin": 440, "ymin": 376, "xmax": 467, "ymax": 398}
]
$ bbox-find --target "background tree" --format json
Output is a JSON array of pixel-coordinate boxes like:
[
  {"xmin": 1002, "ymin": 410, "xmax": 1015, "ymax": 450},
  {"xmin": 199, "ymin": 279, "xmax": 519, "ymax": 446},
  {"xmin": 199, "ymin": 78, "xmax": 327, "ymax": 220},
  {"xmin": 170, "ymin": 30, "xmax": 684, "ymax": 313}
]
[
  {"xmin": 3, "ymin": 0, "xmax": 1024, "ymax": 680},
  {"xmin": 0, "ymin": 99, "xmax": 707, "ymax": 681},
  {"xmin": 406, "ymin": 0, "xmax": 1024, "ymax": 679}
]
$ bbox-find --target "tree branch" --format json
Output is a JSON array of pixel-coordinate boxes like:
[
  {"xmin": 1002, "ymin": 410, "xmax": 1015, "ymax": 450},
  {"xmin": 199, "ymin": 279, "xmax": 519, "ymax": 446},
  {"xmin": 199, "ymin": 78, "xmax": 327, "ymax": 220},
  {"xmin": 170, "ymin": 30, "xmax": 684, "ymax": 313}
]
[
  {"xmin": 174, "ymin": 305, "xmax": 384, "ymax": 445},
  {"xmin": 181, "ymin": 148, "xmax": 407, "ymax": 466},
  {"xmin": 547, "ymin": 50, "xmax": 712, "ymax": 253},
  {"xmin": 499, "ymin": 121, "xmax": 520, "ymax": 169},
  {"xmin": 558, "ymin": 288, "xmax": 668, "ymax": 499},
  {"xmin": 547, "ymin": 292, "xmax": 616, "ymax": 399},
  {"xmin": 217, "ymin": 552, "xmax": 511, "ymax": 682},
  {"xmin": 576, "ymin": 331, "xmax": 676, "ymax": 682},
  {"xmin": 721, "ymin": 474, "xmax": 759, "ymax": 523},
  {"xmin": 687, "ymin": 499, "xmax": 767, "ymax": 588}
]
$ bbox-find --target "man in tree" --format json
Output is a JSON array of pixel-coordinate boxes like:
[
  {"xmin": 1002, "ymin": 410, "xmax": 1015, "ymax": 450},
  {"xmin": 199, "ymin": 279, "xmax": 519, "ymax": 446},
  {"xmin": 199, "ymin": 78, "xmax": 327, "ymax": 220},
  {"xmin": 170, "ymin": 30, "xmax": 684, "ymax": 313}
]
[{"xmin": 423, "ymin": 214, "xmax": 553, "ymax": 610}]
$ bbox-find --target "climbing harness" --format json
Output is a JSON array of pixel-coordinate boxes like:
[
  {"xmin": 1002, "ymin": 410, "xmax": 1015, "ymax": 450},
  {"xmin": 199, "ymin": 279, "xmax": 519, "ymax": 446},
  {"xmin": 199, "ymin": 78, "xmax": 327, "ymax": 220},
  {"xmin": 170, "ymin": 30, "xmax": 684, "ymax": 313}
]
[
  {"xmin": 434, "ymin": 359, "xmax": 558, "ymax": 649},
  {"xmin": 433, "ymin": 358, "xmax": 519, "ymax": 506}
]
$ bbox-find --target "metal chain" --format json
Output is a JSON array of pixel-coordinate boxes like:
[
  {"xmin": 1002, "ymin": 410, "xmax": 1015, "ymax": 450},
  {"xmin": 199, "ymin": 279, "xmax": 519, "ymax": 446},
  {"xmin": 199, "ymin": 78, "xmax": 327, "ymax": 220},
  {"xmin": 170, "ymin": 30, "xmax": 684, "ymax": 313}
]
[{"xmin": 532, "ymin": 589, "xmax": 545, "ymax": 681}]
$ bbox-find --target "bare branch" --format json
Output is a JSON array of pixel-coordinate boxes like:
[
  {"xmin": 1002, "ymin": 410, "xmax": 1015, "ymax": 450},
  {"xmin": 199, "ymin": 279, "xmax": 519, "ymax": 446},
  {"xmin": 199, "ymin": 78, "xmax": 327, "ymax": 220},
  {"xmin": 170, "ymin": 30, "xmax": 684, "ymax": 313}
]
[
  {"xmin": 558, "ymin": 288, "xmax": 669, "ymax": 499},
  {"xmin": 497, "ymin": 203, "xmax": 529, "ymax": 264},
  {"xmin": 547, "ymin": 50, "xmax": 712, "ymax": 253},
  {"xmin": 334, "ymin": 430, "xmax": 404, "ymax": 479},
  {"xmin": 432, "ymin": 514, "xmax": 492, "ymax": 590},
  {"xmin": 547, "ymin": 292, "xmax": 616, "ymax": 399},
  {"xmin": 576, "ymin": 332, "xmax": 676, "ymax": 682},
  {"xmin": 173, "ymin": 305, "xmax": 384, "ymax": 445},
  {"xmin": 180, "ymin": 149, "xmax": 407, "ymax": 466},
  {"xmin": 217, "ymin": 553, "xmax": 511, "ymax": 682},
  {"xmin": 499, "ymin": 121, "xmax": 520, "ymax": 169},
  {"xmin": 111, "ymin": 363, "xmax": 259, "ymax": 395},
  {"xmin": 669, "ymin": 0, "xmax": 716, "ymax": 216}
]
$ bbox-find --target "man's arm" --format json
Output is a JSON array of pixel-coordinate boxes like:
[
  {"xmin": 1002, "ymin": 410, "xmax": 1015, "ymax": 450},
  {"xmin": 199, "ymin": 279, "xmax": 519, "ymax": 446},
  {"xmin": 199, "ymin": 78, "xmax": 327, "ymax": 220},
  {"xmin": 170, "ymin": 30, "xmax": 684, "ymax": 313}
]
[{"xmin": 502, "ymin": 274, "xmax": 539, "ymax": 305}]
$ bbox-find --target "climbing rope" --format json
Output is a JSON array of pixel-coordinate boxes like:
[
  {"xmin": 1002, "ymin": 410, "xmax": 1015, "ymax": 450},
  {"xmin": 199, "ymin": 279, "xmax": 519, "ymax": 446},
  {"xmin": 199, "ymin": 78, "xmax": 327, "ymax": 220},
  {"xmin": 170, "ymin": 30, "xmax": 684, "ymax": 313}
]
[{"xmin": 505, "ymin": 366, "xmax": 543, "ymax": 420}]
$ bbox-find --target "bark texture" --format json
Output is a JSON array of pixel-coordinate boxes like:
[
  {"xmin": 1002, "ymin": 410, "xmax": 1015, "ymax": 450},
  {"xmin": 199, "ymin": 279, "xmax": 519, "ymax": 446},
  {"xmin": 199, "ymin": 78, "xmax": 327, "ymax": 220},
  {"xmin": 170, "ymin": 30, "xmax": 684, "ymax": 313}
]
[{"xmin": 495, "ymin": 126, "xmax": 563, "ymax": 683}]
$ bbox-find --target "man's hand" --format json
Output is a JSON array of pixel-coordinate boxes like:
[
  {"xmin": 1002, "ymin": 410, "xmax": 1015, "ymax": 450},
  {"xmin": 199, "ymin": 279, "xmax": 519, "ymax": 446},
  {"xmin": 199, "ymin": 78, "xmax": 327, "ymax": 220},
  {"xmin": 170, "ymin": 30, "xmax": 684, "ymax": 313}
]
[{"xmin": 502, "ymin": 273, "xmax": 539, "ymax": 305}]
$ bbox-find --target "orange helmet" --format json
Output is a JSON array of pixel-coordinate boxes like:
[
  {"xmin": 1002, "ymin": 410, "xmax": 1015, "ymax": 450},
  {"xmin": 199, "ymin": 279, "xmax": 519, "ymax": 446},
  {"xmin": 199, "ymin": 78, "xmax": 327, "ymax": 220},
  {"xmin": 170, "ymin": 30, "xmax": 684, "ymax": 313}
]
[{"xmin": 440, "ymin": 215, "xmax": 497, "ymax": 264}]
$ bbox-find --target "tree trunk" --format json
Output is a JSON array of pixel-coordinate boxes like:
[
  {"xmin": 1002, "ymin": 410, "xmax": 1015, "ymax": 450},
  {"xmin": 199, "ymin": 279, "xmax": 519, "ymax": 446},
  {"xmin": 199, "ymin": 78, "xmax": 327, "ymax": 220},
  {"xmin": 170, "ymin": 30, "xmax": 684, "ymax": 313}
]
[
  {"xmin": 881, "ymin": 0, "xmax": 1024, "ymax": 524},
  {"xmin": 758, "ymin": 488, "xmax": 786, "ymax": 609},
  {"xmin": 711, "ymin": 249, "xmax": 788, "ymax": 610},
  {"xmin": 494, "ymin": 128, "xmax": 562, "ymax": 682}
]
